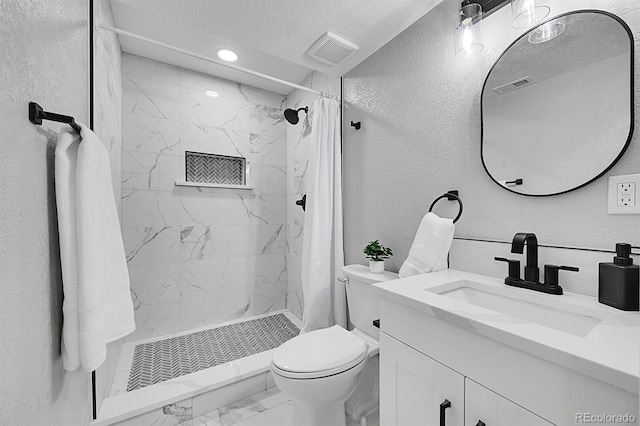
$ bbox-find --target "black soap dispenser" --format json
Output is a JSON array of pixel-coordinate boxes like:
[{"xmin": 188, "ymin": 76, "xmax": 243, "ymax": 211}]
[{"xmin": 598, "ymin": 243, "xmax": 639, "ymax": 311}]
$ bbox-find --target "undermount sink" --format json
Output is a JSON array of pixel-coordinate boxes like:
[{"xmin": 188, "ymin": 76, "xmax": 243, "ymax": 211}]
[{"xmin": 426, "ymin": 279, "xmax": 611, "ymax": 337}]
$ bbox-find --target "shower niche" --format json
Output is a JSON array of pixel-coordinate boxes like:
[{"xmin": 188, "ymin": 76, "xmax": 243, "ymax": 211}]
[{"xmin": 176, "ymin": 151, "xmax": 253, "ymax": 189}]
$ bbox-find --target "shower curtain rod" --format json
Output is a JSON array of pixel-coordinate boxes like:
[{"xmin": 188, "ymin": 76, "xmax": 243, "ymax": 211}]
[{"xmin": 99, "ymin": 26, "xmax": 335, "ymax": 99}]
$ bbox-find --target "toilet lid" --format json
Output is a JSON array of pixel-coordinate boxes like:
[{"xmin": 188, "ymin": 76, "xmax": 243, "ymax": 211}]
[{"xmin": 272, "ymin": 325, "xmax": 367, "ymax": 376}]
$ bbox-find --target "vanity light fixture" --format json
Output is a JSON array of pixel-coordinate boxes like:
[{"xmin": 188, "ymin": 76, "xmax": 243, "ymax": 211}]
[
  {"xmin": 511, "ymin": 0, "xmax": 550, "ymax": 29},
  {"xmin": 455, "ymin": 0, "xmax": 484, "ymax": 58},
  {"xmin": 205, "ymin": 90, "xmax": 219, "ymax": 97},
  {"xmin": 528, "ymin": 17, "xmax": 565, "ymax": 44},
  {"xmin": 216, "ymin": 48, "xmax": 238, "ymax": 62}
]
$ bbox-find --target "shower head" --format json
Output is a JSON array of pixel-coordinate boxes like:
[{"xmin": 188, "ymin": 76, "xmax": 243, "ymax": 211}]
[{"xmin": 284, "ymin": 106, "xmax": 308, "ymax": 125}]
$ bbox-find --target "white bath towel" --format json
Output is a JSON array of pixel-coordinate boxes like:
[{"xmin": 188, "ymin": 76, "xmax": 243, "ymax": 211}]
[
  {"xmin": 55, "ymin": 123, "xmax": 135, "ymax": 372},
  {"xmin": 398, "ymin": 212, "xmax": 455, "ymax": 278}
]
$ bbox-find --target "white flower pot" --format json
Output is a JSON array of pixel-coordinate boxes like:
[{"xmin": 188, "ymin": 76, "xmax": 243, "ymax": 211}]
[{"xmin": 369, "ymin": 260, "xmax": 384, "ymax": 274}]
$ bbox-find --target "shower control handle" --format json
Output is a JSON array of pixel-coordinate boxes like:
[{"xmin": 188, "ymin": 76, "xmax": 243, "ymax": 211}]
[
  {"xmin": 295, "ymin": 194, "xmax": 306, "ymax": 211},
  {"xmin": 296, "ymin": 194, "xmax": 307, "ymax": 211}
]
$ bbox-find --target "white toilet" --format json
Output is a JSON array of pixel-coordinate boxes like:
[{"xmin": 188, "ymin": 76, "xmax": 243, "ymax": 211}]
[{"xmin": 271, "ymin": 264, "xmax": 398, "ymax": 426}]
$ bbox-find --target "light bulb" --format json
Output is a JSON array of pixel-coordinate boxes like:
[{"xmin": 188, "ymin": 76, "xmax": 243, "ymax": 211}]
[
  {"xmin": 455, "ymin": 2, "xmax": 484, "ymax": 57},
  {"xmin": 511, "ymin": 0, "xmax": 550, "ymax": 29},
  {"xmin": 217, "ymin": 49, "xmax": 238, "ymax": 62},
  {"xmin": 528, "ymin": 17, "xmax": 565, "ymax": 44}
]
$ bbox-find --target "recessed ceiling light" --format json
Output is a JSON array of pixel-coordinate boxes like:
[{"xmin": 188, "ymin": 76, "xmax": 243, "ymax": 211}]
[
  {"xmin": 205, "ymin": 90, "xmax": 219, "ymax": 97},
  {"xmin": 217, "ymin": 49, "xmax": 238, "ymax": 62}
]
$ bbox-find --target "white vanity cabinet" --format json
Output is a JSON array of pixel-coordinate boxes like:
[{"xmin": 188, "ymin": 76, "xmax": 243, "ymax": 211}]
[
  {"xmin": 376, "ymin": 280, "xmax": 639, "ymax": 426},
  {"xmin": 464, "ymin": 378, "xmax": 552, "ymax": 426},
  {"xmin": 380, "ymin": 332, "xmax": 464, "ymax": 426},
  {"xmin": 380, "ymin": 332, "xmax": 553, "ymax": 426}
]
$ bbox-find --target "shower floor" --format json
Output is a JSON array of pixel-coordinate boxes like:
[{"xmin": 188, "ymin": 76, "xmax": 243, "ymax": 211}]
[
  {"xmin": 126, "ymin": 313, "xmax": 299, "ymax": 392},
  {"xmin": 98, "ymin": 310, "xmax": 302, "ymax": 425}
]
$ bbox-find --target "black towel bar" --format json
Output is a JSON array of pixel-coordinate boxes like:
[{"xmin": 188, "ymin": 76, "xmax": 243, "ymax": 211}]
[{"xmin": 29, "ymin": 102, "xmax": 81, "ymax": 134}]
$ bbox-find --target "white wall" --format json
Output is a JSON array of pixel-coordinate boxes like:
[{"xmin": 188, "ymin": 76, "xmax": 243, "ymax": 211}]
[
  {"xmin": 0, "ymin": 1, "xmax": 91, "ymax": 424},
  {"xmin": 343, "ymin": 0, "xmax": 640, "ymax": 273},
  {"xmin": 120, "ymin": 54, "xmax": 288, "ymax": 341}
]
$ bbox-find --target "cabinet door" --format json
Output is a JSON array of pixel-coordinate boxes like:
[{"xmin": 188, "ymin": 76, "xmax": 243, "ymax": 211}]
[
  {"xmin": 465, "ymin": 379, "xmax": 554, "ymax": 426},
  {"xmin": 380, "ymin": 332, "xmax": 464, "ymax": 426}
]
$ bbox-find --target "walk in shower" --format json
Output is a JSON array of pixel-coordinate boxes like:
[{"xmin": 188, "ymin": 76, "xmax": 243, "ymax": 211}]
[{"xmin": 92, "ymin": 2, "xmax": 341, "ymax": 423}]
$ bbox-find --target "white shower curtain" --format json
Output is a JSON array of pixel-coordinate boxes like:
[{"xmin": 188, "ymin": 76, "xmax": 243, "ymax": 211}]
[{"xmin": 301, "ymin": 97, "xmax": 345, "ymax": 332}]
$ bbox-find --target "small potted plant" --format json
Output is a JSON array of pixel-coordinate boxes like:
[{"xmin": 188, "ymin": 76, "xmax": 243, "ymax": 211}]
[{"xmin": 363, "ymin": 240, "xmax": 393, "ymax": 273}]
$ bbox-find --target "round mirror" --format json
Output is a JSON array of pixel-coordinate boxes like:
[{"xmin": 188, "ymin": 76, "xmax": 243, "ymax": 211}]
[{"xmin": 481, "ymin": 10, "xmax": 634, "ymax": 196}]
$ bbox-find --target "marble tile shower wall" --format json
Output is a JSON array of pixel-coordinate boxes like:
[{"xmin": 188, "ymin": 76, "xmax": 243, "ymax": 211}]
[
  {"xmin": 93, "ymin": 0, "xmax": 124, "ymax": 411},
  {"xmin": 121, "ymin": 54, "xmax": 288, "ymax": 341},
  {"xmin": 94, "ymin": 0, "xmax": 122, "ymax": 215},
  {"xmin": 285, "ymin": 71, "xmax": 341, "ymax": 320}
]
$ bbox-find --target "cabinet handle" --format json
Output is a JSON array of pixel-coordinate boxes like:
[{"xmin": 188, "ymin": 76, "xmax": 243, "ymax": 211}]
[
  {"xmin": 476, "ymin": 421, "xmax": 486, "ymax": 426},
  {"xmin": 439, "ymin": 399, "xmax": 451, "ymax": 426}
]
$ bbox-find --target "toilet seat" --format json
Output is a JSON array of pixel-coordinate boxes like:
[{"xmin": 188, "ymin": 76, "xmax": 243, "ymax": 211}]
[{"xmin": 271, "ymin": 325, "xmax": 368, "ymax": 379}]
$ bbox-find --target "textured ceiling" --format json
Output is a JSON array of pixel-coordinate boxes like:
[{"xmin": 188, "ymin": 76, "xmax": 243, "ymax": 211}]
[{"xmin": 109, "ymin": 0, "xmax": 444, "ymax": 94}]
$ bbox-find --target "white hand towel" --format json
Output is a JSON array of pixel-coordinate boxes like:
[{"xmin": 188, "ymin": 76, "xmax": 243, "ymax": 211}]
[
  {"xmin": 55, "ymin": 124, "xmax": 135, "ymax": 372},
  {"xmin": 399, "ymin": 212, "xmax": 455, "ymax": 278}
]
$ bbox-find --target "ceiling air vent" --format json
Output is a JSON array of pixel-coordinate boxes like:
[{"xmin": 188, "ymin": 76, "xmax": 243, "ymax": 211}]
[
  {"xmin": 492, "ymin": 76, "xmax": 536, "ymax": 95},
  {"xmin": 307, "ymin": 32, "xmax": 359, "ymax": 65}
]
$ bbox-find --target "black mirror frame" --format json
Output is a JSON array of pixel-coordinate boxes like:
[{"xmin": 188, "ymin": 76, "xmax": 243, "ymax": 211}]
[{"xmin": 480, "ymin": 9, "xmax": 635, "ymax": 197}]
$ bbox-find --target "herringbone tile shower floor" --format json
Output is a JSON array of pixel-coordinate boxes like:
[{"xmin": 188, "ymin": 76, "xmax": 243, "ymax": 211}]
[{"xmin": 127, "ymin": 313, "xmax": 300, "ymax": 392}]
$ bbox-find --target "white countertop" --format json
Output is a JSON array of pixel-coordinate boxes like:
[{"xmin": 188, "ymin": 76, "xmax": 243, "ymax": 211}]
[{"xmin": 374, "ymin": 269, "xmax": 640, "ymax": 394}]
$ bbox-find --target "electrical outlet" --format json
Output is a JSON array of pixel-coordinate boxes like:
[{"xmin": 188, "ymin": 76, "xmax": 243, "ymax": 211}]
[
  {"xmin": 609, "ymin": 174, "xmax": 640, "ymax": 214},
  {"xmin": 617, "ymin": 182, "xmax": 635, "ymax": 206}
]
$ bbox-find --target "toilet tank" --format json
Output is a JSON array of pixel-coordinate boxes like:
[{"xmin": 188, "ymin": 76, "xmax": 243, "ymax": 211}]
[{"xmin": 341, "ymin": 264, "xmax": 399, "ymax": 338}]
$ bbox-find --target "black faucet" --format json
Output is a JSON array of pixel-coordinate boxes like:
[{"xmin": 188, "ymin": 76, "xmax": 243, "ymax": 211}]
[
  {"xmin": 494, "ymin": 232, "xmax": 579, "ymax": 295},
  {"xmin": 511, "ymin": 233, "xmax": 539, "ymax": 283}
]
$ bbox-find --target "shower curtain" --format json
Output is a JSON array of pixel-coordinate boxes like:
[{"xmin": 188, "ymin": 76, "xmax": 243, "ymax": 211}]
[{"xmin": 301, "ymin": 97, "xmax": 345, "ymax": 332}]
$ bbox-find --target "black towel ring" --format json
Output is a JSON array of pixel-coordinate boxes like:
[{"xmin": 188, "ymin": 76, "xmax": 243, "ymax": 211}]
[{"xmin": 429, "ymin": 191, "xmax": 463, "ymax": 223}]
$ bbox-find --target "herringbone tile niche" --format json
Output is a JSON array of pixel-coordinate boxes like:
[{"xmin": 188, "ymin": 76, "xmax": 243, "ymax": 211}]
[{"xmin": 186, "ymin": 151, "xmax": 246, "ymax": 185}]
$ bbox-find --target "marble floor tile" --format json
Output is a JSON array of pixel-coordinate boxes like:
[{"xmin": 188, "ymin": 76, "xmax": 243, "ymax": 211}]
[
  {"xmin": 118, "ymin": 398, "xmax": 192, "ymax": 426},
  {"xmin": 188, "ymin": 389, "xmax": 293, "ymax": 426},
  {"xmin": 192, "ymin": 373, "xmax": 270, "ymax": 419},
  {"xmin": 232, "ymin": 402, "xmax": 293, "ymax": 426}
]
